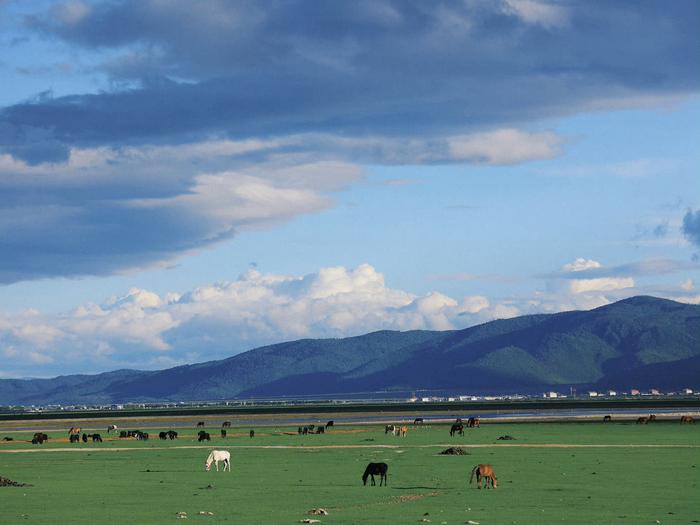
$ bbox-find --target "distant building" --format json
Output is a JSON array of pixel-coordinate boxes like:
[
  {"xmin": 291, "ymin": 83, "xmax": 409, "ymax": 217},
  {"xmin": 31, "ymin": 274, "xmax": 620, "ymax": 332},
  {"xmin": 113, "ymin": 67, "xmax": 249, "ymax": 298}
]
[
  {"xmin": 630, "ymin": 389, "xmax": 641, "ymax": 395},
  {"xmin": 649, "ymin": 388, "xmax": 660, "ymax": 395},
  {"xmin": 588, "ymin": 391, "xmax": 599, "ymax": 397},
  {"xmin": 543, "ymin": 392, "xmax": 559, "ymax": 399},
  {"xmin": 607, "ymin": 390, "xmax": 617, "ymax": 396},
  {"xmin": 683, "ymin": 388, "xmax": 694, "ymax": 395}
]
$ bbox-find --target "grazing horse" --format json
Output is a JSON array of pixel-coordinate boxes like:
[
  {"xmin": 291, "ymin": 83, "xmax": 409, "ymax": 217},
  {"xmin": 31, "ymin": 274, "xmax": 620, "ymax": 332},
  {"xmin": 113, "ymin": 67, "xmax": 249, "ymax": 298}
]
[
  {"xmin": 470, "ymin": 464, "xmax": 497, "ymax": 489},
  {"xmin": 385, "ymin": 425, "xmax": 395, "ymax": 434},
  {"xmin": 362, "ymin": 462, "xmax": 388, "ymax": 486},
  {"xmin": 68, "ymin": 427, "xmax": 81, "ymax": 435},
  {"xmin": 414, "ymin": 418, "xmax": 424, "ymax": 425},
  {"xmin": 220, "ymin": 429, "xmax": 227, "ymax": 438},
  {"xmin": 69, "ymin": 434, "xmax": 80, "ymax": 443},
  {"xmin": 636, "ymin": 416, "xmax": 649, "ymax": 424},
  {"xmin": 159, "ymin": 431, "xmax": 168, "ymax": 440},
  {"xmin": 400, "ymin": 426, "xmax": 408, "ymax": 437},
  {"xmin": 167, "ymin": 430, "xmax": 178, "ymax": 440},
  {"xmin": 205, "ymin": 450, "xmax": 231, "ymax": 472},
  {"xmin": 82, "ymin": 433, "xmax": 88, "ymax": 443},
  {"xmin": 107, "ymin": 424, "xmax": 117, "ymax": 433},
  {"xmin": 680, "ymin": 415, "xmax": 694, "ymax": 424},
  {"xmin": 196, "ymin": 422, "xmax": 205, "ymax": 428},
  {"xmin": 198, "ymin": 431, "xmax": 211, "ymax": 442},
  {"xmin": 325, "ymin": 420, "xmax": 334, "ymax": 429},
  {"xmin": 648, "ymin": 414, "xmax": 657, "ymax": 422},
  {"xmin": 467, "ymin": 417, "xmax": 480, "ymax": 428},
  {"xmin": 450, "ymin": 423, "xmax": 464, "ymax": 437},
  {"xmin": 603, "ymin": 415, "xmax": 612, "ymax": 423},
  {"xmin": 91, "ymin": 434, "xmax": 103, "ymax": 442},
  {"xmin": 222, "ymin": 421, "xmax": 231, "ymax": 428},
  {"xmin": 250, "ymin": 430, "xmax": 255, "ymax": 438}
]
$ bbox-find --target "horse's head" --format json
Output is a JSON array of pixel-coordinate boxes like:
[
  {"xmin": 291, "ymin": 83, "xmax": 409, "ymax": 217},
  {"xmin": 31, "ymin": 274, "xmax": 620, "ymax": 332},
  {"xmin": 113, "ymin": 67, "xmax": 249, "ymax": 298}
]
[
  {"xmin": 205, "ymin": 462, "xmax": 211, "ymax": 471},
  {"xmin": 362, "ymin": 472, "xmax": 368, "ymax": 485}
]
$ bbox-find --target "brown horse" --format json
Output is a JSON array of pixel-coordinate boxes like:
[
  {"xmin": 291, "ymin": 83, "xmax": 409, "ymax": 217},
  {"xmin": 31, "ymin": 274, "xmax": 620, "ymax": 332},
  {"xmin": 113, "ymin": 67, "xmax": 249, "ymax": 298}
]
[
  {"xmin": 470, "ymin": 464, "xmax": 497, "ymax": 489},
  {"xmin": 680, "ymin": 415, "xmax": 694, "ymax": 424},
  {"xmin": 399, "ymin": 426, "xmax": 408, "ymax": 437},
  {"xmin": 648, "ymin": 414, "xmax": 657, "ymax": 422},
  {"xmin": 68, "ymin": 427, "xmax": 81, "ymax": 435},
  {"xmin": 636, "ymin": 416, "xmax": 649, "ymax": 424}
]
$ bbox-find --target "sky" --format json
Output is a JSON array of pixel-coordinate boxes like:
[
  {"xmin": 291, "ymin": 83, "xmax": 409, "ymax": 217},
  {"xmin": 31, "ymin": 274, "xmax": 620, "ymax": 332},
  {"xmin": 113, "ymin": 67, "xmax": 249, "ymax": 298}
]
[{"xmin": 0, "ymin": 0, "xmax": 699, "ymax": 378}]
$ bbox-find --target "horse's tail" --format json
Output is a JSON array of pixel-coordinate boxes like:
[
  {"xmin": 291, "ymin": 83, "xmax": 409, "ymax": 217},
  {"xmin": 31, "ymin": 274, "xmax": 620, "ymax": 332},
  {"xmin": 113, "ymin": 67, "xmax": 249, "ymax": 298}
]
[{"xmin": 469, "ymin": 465, "xmax": 478, "ymax": 484}]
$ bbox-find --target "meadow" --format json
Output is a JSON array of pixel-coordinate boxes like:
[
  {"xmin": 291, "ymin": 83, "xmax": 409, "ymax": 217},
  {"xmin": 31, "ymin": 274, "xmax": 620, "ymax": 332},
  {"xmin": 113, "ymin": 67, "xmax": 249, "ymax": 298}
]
[{"xmin": 1, "ymin": 418, "xmax": 698, "ymax": 524}]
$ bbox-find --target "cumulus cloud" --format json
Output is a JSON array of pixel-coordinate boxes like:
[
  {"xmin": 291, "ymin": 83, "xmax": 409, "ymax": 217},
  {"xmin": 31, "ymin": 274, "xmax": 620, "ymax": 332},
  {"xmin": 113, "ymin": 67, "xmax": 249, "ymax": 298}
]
[{"xmin": 0, "ymin": 264, "xmax": 522, "ymax": 376}]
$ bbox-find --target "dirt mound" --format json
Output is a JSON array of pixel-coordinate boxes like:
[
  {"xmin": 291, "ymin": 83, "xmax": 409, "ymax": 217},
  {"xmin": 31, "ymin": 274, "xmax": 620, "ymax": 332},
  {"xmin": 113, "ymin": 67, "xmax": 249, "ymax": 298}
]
[
  {"xmin": 439, "ymin": 447, "xmax": 468, "ymax": 455},
  {"xmin": 0, "ymin": 476, "xmax": 31, "ymax": 487}
]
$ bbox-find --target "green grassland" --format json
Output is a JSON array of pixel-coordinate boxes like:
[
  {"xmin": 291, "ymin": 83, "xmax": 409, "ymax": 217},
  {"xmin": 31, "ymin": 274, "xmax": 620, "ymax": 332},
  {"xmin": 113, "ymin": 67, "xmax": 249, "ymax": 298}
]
[{"xmin": 1, "ymin": 420, "xmax": 699, "ymax": 524}]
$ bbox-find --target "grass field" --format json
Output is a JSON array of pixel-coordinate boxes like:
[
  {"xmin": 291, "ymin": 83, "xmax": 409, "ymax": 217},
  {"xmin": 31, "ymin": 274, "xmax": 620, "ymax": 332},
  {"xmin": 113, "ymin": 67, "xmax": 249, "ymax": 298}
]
[{"xmin": 1, "ymin": 419, "xmax": 698, "ymax": 524}]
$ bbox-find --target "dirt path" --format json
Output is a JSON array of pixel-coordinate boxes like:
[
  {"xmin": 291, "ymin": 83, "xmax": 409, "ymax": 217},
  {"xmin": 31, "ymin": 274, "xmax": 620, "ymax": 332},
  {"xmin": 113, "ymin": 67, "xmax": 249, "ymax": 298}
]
[{"xmin": 1, "ymin": 443, "xmax": 699, "ymax": 453}]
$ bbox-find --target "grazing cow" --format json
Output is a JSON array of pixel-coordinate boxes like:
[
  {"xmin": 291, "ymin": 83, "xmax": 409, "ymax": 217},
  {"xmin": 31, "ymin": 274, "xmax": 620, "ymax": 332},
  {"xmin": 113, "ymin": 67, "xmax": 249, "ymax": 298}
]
[
  {"xmin": 648, "ymin": 414, "xmax": 657, "ymax": 422},
  {"xmin": 91, "ymin": 434, "xmax": 103, "ymax": 443},
  {"xmin": 135, "ymin": 431, "xmax": 149, "ymax": 440},
  {"xmin": 450, "ymin": 423, "xmax": 464, "ymax": 437},
  {"xmin": 196, "ymin": 422, "xmax": 205, "ymax": 428},
  {"xmin": 637, "ymin": 416, "xmax": 649, "ymax": 424},
  {"xmin": 603, "ymin": 415, "xmax": 612, "ymax": 423},
  {"xmin": 222, "ymin": 421, "xmax": 231, "ymax": 428},
  {"xmin": 680, "ymin": 415, "xmax": 694, "ymax": 424},
  {"xmin": 159, "ymin": 432, "xmax": 168, "ymax": 440},
  {"xmin": 221, "ymin": 429, "xmax": 227, "ymax": 438},
  {"xmin": 32, "ymin": 432, "xmax": 48, "ymax": 444},
  {"xmin": 470, "ymin": 464, "xmax": 497, "ymax": 489},
  {"xmin": 107, "ymin": 424, "xmax": 117, "ymax": 433},
  {"xmin": 362, "ymin": 462, "xmax": 388, "ymax": 486},
  {"xmin": 31, "ymin": 437, "xmax": 44, "ymax": 445},
  {"xmin": 69, "ymin": 434, "xmax": 80, "ymax": 443},
  {"xmin": 325, "ymin": 420, "xmax": 334, "ymax": 429},
  {"xmin": 82, "ymin": 433, "xmax": 88, "ymax": 443},
  {"xmin": 467, "ymin": 417, "xmax": 480, "ymax": 428},
  {"xmin": 249, "ymin": 430, "xmax": 255, "ymax": 438},
  {"xmin": 205, "ymin": 450, "xmax": 231, "ymax": 472},
  {"xmin": 384, "ymin": 425, "xmax": 395, "ymax": 434},
  {"xmin": 414, "ymin": 418, "xmax": 424, "ymax": 425},
  {"xmin": 167, "ymin": 430, "xmax": 178, "ymax": 440}
]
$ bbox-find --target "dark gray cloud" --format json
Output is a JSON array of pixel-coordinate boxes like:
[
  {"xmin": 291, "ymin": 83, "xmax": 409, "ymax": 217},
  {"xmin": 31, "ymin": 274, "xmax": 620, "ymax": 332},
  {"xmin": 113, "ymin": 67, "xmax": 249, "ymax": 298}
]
[
  {"xmin": 683, "ymin": 209, "xmax": 700, "ymax": 248},
  {"xmin": 4, "ymin": 0, "xmax": 696, "ymax": 162}
]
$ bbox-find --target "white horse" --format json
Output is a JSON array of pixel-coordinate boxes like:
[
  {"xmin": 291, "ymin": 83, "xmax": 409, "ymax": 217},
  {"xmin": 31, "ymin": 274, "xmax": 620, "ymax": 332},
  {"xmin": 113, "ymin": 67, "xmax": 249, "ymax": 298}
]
[{"xmin": 205, "ymin": 450, "xmax": 231, "ymax": 472}]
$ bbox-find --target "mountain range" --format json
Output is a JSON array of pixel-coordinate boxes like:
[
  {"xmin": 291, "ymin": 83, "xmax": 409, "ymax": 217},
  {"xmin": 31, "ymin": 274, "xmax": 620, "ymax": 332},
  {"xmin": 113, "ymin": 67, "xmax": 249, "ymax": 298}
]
[{"xmin": 1, "ymin": 296, "xmax": 698, "ymax": 405}]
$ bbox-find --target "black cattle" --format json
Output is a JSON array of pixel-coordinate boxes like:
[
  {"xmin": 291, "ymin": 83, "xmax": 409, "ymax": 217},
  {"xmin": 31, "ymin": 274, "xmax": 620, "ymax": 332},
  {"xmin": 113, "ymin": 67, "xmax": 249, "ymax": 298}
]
[
  {"xmin": 385, "ymin": 425, "xmax": 395, "ymax": 434},
  {"xmin": 302, "ymin": 427, "xmax": 309, "ymax": 435},
  {"xmin": 91, "ymin": 434, "xmax": 103, "ymax": 443},
  {"xmin": 362, "ymin": 462, "xmax": 388, "ymax": 486},
  {"xmin": 298, "ymin": 427, "xmax": 303, "ymax": 435},
  {"xmin": 198, "ymin": 432, "xmax": 211, "ymax": 442},
  {"xmin": 221, "ymin": 429, "xmax": 227, "ymax": 438},
  {"xmin": 167, "ymin": 430, "xmax": 178, "ymax": 440},
  {"xmin": 31, "ymin": 437, "xmax": 44, "ymax": 444},
  {"xmin": 467, "ymin": 417, "xmax": 480, "ymax": 428},
  {"xmin": 450, "ymin": 424, "xmax": 464, "ymax": 437},
  {"xmin": 69, "ymin": 434, "xmax": 80, "ymax": 443},
  {"xmin": 33, "ymin": 432, "xmax": 48, "ymax": 441},
  {"xmin": 159, "ymin": 431, "xmax": 168, "ymax": 440},
  {"xmin": 325, "ymin": 420, "xmax": 334, "ymax": 428},
  {"xmin": 136, "ymin": 431, "xmax": 149, "ymax": 441},
  {"xmin": 249, "ymin": 430, "xmax": 255, "ymax": 438}
]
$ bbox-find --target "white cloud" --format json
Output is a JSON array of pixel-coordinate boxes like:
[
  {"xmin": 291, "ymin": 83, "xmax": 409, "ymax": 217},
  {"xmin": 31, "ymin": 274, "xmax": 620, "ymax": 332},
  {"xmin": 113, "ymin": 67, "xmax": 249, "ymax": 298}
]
[
  {"xmin": 446, "ymin": 129, "xmax": 561, "ymax": 165},
  {"xmin": 563, "ymin": 258, "xmax": 602, "ymax": 272},
  {"xmin": 568, "ymin": 277, "xmax": 635, "ymax": 294},
  {"xmin": 501, "ymin": 0, "xmax": 570, "ymax": 28}
]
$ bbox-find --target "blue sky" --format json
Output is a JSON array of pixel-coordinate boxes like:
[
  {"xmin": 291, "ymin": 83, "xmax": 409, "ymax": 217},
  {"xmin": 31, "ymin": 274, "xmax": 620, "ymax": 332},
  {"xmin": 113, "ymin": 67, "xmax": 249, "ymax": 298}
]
[{"xmin": 0, "ymin": 0, "xmax": 699, "ymax": 378}]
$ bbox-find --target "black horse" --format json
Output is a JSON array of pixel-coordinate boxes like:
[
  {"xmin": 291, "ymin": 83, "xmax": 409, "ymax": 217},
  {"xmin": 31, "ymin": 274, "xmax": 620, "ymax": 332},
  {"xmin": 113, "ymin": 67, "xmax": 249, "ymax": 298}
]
[
  {"xmin": 362, "ymin": 462, "xmax": 388, "ymax": 486},
  {"xmin": 167, "ymin": 430, "xmax": 178, "ymax": 440},
  {"xmin": 159, "ymin": 431, "xmax": 168, "ymax": 440},
  {"xmin": 198, "ymin": 431, "xmax": 211, "ymax": 442},
  {"xmin": 450, "ymin": 423, "xmax": 464, "ymax": 437}
]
